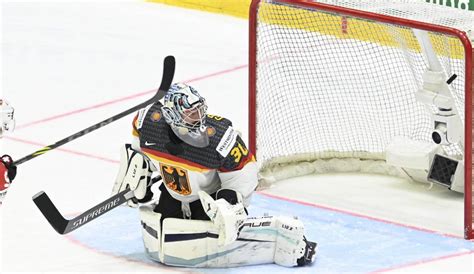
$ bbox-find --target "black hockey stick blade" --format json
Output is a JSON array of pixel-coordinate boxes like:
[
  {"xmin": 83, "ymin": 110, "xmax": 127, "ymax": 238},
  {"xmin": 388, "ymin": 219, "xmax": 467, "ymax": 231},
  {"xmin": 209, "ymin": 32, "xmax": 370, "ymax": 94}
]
[
  {"xmin": 14, "ymin": 55, "xmax": 175, "ymax": 166},
  {"xmin": 33, "ymin": 188, "xmax": 133, "ymax": 234},
  {"xmin": 32, "ymin": 176, "xmax": 163, "ymax": 234},
  {"xmin": 155, "ymin": 55, "xmax": 176, "ymax": 99},
  {"xmin": 32, "ymin": 191, "xmax": 68, "ymax": 234}
]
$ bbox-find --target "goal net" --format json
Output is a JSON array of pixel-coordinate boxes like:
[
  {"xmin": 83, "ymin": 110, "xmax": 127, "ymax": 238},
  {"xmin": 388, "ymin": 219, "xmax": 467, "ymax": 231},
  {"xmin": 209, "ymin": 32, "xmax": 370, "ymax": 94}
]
[{"xmin": 249, "ymin": 0, "xmax": 473, "ymax": 238}]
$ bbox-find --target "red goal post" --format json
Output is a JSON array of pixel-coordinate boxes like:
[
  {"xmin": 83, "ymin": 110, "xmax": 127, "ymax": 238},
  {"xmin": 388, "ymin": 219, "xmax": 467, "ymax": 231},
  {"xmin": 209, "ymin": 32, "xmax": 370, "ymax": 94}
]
[{"xmin": 249, "ymin": 0, "xmax": 473, "ymax": 239}]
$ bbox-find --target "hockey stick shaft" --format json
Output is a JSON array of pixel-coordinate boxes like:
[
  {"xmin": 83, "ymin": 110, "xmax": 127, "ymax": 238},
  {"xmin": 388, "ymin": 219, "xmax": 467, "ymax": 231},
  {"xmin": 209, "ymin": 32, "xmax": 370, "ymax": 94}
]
[
  {"xmin": 33, "ymin": 176, "xmax": 162, "ymax": 234},
  {"xmin": 13, "ymin": 56, "xmax": 175, "ymax": 166}
]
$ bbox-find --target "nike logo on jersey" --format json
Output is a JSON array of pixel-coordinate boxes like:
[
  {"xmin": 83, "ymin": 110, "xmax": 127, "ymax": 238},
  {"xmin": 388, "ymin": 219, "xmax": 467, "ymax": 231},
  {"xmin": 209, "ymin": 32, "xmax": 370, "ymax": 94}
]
[{"xmin": 145, "ymin": 141, "xmax": 157, "ymax": 146}]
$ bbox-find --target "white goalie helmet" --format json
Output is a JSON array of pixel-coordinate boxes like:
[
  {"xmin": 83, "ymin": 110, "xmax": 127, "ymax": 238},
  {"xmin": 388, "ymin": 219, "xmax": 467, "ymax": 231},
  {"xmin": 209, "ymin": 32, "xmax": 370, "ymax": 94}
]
[
  {"xmin": 0, "ymin": 99, "xmax": 15, "ymax": 136},
  {"xmin": 161, "ymin": 83, "xmax": 209, "ymax": 147}
]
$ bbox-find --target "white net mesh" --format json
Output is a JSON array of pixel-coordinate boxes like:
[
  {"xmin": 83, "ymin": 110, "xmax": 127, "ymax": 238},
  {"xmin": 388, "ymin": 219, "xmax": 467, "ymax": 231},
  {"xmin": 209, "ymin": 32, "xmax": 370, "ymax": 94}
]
[
  {"xmin": 251, "ymin": 0, "xmax": 473, "ymax": 239},
  {"xmin": 315, "ymin": 0, "xmax": 473, "ymax": 30},
  {"xmin": 253, "ymin": 0, "xmax": 471, "ymax": 185},
  {"xmin": 250, "ymin": 0, "xmax": 474, "ymax": 238}
]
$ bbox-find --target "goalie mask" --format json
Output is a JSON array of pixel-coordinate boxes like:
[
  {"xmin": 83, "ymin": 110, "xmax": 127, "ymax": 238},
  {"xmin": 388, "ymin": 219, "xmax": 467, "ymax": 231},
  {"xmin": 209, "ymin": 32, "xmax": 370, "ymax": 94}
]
[{"xmin": 161, "ymin": 83, "xmax": 209, "ymax": 148}]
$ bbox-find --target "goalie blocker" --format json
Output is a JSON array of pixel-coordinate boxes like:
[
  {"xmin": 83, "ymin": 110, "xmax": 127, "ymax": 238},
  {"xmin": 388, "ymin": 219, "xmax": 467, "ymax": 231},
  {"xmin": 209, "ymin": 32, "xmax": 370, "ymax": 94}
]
[{"xmin": 139, "ymin": 205, "xmax": 317, "ymax": 268}]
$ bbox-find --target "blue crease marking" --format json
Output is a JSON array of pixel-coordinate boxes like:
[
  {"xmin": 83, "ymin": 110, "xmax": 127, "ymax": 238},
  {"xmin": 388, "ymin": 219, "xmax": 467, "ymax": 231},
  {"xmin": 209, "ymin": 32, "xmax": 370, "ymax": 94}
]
[{"xmin": 70, "ymin": 193, "xmax": 474, "ymax": 274}]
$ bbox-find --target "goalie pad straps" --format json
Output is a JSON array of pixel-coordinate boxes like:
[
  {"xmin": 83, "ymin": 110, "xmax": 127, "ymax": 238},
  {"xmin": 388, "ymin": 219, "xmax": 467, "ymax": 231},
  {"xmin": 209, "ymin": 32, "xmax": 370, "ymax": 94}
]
[{"xmin": 138, "ymin": 208, "xmax": 314, "ymax": 268}]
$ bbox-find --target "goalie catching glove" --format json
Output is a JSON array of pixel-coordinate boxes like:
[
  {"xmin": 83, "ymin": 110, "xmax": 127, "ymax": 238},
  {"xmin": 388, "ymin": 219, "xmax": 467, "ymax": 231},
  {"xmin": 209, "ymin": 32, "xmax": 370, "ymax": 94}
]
[
  {"xmin": 112, "ymin": 144, "xmax": 156, "ymax": 207},
  {"xmin": 199, "ymin": 189, "xmax": 247, "ymax": 246}
]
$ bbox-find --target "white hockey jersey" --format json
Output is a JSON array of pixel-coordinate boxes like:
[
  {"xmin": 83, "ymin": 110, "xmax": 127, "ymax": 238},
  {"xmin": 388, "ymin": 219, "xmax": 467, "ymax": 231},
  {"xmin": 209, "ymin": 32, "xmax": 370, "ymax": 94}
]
[{"xmin": 131, "ymin": 102, "xmax": 258, "ymax": 207}]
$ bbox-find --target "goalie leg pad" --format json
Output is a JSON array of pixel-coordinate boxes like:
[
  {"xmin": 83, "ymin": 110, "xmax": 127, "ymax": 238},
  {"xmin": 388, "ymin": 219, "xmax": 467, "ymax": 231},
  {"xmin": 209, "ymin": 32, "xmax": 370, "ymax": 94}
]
[
  {"xmin": 139, "ymin": 205, "xmax": 162, "ymax": 262},
  {"xmin": 161, "ymin": 217, "xmax": 218, "ymax": 267},
  {"xmin": 158, "ymin": 216, "xmax": 316, "ymax": 268},
  {"xmin": 161, "ymin": 217, "xmax": 276, "ymax": 268}
]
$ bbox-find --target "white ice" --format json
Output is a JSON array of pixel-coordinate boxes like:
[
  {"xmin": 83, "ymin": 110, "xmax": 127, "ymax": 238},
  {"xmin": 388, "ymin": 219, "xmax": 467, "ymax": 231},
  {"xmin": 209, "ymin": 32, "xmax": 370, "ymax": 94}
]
[{"xmin": 1, "ymin": 1, "xmax": 473, "ymax": 273}]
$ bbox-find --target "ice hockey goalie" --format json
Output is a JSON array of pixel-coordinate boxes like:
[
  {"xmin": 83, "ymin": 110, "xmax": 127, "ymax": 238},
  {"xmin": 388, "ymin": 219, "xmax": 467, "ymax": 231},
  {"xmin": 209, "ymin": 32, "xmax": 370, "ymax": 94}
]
[{"xmin": 111, "ymin": 83, "xmax": 317, "ymax": 267}]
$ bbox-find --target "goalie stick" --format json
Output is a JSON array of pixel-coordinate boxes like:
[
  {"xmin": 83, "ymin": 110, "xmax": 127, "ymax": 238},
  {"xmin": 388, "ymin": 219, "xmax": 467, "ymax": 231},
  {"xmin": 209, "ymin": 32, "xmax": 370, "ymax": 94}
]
[
  {"xmin": 13, "ymin": 55, "xmax": 175, "ymax": 166},
  {"xmin": 33, "ymin": 176, "xmax": 162, "ymax": 234}
]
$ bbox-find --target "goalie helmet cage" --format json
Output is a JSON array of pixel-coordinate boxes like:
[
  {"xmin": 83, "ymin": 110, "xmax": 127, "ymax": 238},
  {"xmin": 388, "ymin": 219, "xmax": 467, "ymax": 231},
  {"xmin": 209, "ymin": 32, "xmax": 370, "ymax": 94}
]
[{"xmin": 248, "ymin": 0, "xmax": 473, "ymax": 239}]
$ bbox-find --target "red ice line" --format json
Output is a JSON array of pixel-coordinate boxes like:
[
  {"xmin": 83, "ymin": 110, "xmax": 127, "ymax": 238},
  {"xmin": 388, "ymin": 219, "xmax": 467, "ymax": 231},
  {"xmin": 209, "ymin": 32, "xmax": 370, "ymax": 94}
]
[
  {"xmin": 4, "ymin": 136, "xmax": 119, "ymax": 164},
  {"xmin": 257, "ymin": 192, "xmax": 474, "ymax": 272},
  {"xmin": 7, "ymin": 63, "xmax": 473, "ymax": 271},
  {"xmin": 369, "ymin": 249, "xmax": 474, "ymax": 273},
  {"xmin": 257, "ymin": 191, "xmax": 464, "ymax": 239},
  {"xmin": 65, "ymin": 234, "xmax": 197, "ymax": 273},
  {"xmin": 5, "ymin": 63, "xmax": 248, "ymax": 164},
  {"xmin": 14, "ymin": 63, "xmax": 248, "ymax": 130},
  {"xmin": 14, "ymin": 89, "xmax": 156, "ymax": 130}
]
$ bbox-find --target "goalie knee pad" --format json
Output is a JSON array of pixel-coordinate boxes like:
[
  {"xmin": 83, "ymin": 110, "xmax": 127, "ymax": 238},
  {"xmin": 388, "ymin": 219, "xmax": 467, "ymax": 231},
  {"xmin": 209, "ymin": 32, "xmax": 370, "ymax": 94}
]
[{"xmin": 139, "ymin": 205, "xmax": 162, "ymax": 262}]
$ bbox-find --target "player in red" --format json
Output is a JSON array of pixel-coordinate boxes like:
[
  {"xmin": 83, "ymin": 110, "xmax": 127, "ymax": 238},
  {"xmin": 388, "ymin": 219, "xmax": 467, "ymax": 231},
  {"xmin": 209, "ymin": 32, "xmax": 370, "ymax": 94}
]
[{"xmin": 0, "ymin": 99, "xmax": 17, "ymax": 204}]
